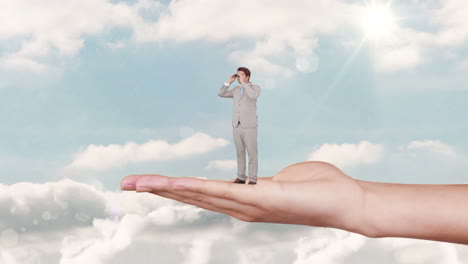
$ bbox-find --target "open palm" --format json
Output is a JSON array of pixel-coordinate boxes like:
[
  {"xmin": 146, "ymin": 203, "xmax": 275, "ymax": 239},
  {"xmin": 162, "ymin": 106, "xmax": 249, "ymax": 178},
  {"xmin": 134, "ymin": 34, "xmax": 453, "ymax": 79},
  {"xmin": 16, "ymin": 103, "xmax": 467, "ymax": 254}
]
[{"xmin": 121, "ymin": 161, "xmax": 366, "ymax": 233}]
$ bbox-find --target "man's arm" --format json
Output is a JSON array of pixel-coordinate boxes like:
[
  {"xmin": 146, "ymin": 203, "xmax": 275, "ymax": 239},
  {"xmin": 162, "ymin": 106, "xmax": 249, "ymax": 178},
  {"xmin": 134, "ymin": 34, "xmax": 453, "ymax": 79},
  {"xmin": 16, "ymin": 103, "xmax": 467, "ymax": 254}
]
[
  {"xmin": 241, "ymin": 83, "xmax": 260, "ymax": 99},
  {"xmin": 218, "ymin": 82, "xmax": 234, "ymax": 98},
  {"xmin": 358, "ymin": 180, "xmax": 468, "ymax": 244}
]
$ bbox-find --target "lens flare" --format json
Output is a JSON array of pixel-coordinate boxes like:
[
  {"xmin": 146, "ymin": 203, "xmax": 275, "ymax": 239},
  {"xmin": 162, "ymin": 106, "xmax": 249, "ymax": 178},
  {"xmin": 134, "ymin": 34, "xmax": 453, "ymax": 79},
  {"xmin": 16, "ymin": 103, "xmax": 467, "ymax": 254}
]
[{"xmin": 362, "ymin": 3, "xmax": 396, "ymax": 40}]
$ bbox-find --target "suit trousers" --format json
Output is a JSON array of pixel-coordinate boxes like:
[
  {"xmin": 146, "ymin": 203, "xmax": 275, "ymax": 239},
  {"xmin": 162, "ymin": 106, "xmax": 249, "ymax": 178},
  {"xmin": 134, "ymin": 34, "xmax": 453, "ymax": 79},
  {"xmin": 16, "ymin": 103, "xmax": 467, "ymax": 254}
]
[{"xmin": 233, "ymin": 121, "xmax": 258, "ymax": 182}]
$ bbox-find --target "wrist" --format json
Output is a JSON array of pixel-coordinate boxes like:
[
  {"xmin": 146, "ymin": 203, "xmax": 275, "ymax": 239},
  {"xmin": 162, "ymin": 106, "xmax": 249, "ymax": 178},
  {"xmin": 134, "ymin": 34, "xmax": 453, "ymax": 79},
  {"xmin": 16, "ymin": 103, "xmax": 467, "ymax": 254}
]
[
  {"xmin": 353, "ymin": 180, "xmax": 385, "ymax": 239},
  {"xmin": 331, "ymin": 179, "xmax": 381, "ymax": 239}
]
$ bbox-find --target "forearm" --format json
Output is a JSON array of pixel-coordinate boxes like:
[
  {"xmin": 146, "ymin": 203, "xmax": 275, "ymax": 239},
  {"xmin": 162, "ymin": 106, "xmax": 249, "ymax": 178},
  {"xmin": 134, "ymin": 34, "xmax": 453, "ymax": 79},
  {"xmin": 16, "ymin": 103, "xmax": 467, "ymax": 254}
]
[
  {"xmin": 357, "ymin": 180, "xmax": 468, "ymax": 244},
  {"xmin": 218, "ymin": 84, "xmax": 232, "ymax": 97},
  {"xmin": 218, "ymin": 86, "xmax": 227, "ymax": 96},
  {"xmin": 241, "ymin": 83, "xmax": 260, "ymax": 99}
]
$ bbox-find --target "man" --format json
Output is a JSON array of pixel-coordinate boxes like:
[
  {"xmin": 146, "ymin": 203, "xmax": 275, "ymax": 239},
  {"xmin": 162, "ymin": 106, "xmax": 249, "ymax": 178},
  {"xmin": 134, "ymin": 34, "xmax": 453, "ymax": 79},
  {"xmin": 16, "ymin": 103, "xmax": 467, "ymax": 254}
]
[{"xmin": 218, "ymin": 67, "xmax": 261, "ymax": 185}]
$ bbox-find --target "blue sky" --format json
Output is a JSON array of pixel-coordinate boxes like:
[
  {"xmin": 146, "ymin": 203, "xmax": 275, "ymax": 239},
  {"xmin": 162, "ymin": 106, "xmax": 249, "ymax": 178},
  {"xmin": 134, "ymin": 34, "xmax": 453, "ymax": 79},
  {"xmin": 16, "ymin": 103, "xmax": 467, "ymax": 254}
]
[{"xmin": 1, "ymin": 0, "xmax": 468, "ymax": 262}]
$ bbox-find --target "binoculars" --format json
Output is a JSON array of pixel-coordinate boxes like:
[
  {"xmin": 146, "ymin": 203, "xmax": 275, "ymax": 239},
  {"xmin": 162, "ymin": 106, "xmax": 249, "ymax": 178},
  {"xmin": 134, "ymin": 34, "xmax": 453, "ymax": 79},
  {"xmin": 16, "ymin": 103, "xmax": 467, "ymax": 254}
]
[{"xmin": 233, "ymin": 74, "xmax": 239, "ymax": 77}]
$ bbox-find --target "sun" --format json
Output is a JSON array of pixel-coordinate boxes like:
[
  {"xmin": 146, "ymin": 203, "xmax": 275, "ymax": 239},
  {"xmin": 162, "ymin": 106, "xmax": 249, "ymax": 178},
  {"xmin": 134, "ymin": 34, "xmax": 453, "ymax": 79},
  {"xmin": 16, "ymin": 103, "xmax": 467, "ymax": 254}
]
[{"xmin": 362, "ymin": 3, "xmax": 396, "ymax": 40}]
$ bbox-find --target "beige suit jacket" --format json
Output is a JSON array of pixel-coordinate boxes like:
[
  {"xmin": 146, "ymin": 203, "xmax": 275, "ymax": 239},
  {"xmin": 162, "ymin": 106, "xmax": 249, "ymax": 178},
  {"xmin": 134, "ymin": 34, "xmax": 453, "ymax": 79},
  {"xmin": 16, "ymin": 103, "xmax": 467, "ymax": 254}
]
[{"xmin": 218, "ymin": 82, "xmax": 261, "ymax": 127}]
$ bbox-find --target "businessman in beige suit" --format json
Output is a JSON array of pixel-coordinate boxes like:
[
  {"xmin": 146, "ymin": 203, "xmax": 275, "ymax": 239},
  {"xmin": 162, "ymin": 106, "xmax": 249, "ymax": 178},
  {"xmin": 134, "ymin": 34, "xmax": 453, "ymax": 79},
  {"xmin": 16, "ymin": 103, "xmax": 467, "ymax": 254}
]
[{"xmin": 218, "ymin": 67, "xmax": 261, "ymax": 185}]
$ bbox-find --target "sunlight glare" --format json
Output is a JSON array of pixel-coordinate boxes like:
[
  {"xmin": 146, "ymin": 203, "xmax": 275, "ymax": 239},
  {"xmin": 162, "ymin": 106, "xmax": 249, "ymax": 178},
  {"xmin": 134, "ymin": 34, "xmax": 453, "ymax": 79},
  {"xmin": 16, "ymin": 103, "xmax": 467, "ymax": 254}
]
[{"xmin": 362, "ymin": 4, "xmax": 396, "ymax": 39}]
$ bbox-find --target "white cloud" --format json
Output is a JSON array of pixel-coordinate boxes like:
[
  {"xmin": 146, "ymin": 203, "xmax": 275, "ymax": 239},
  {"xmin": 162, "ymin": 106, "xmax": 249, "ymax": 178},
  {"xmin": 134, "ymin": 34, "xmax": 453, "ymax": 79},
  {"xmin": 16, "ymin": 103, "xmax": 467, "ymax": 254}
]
[
  {"xmin": 367, "ymin": 0, "xmax": 468, "ymax": 73},
  {"xmin": 294, "ymin": 229, "xmax": 466, "ymax": 264},
  {"xmin": 3, "ymin": 0, "xmax": 468, "ymax": 79},
  {"xmin": 377, "ymin": 237, "xmax": 462, "ymax": 264},
  {"xmin": 0, "ymin": 0, "xmax": 161, "ymax": 74},
  {"xmin": 307, "ymin": 141, "xmax": 384, "ymax": 169},
  {"xmin": 293, "ymin": 228, "xmax": 366, "ymax": 264},
  {"xmin": 295, "ymin": 52, "xmax": 320, "ymax": 73},
  {"xmin": 0, "ymin": 178, "xmax": 302, "ymax": 263},
  {"xmin": 0, "ymin": 56, "xmax": 51, "ymax": 73},
  {"xmin": 228, "ymin": 49, "xmax": 293, "ymax": 78},
  {"xmin": 432, "ymin": 0, "xmax": 468, "ymax": 47},
  {"xmin": 144, "ymin": 0, "xmax": 360, "ymax": 76},
  {"xmin": 138, "ymin": 1, "xmax": 358, "ymax": 42},
  {"xmin": 368, "ymin": 24, "xmax": 436, "ymax": 73},
  {"xmin": 182, "ymin": 238, "xmax": 213, "ymax": 264},
  {"xmin": 67, "ymin": 132, "xmax": 229, "ymax": 170},
  {"xmin": 238, "ymin": 247, "xmax": 275, "ymax": 264},
  {"xmin": 59, "ymin": 215, "xmax": 145, "ymax": 264},
  {"xmin": 0, "ymin": 0, "xmax": 362, "ymax": 78},
  {"xmin": 0, "ymin": 178, "xmax": 217, "ymax": 263},
  {"xmin": 407, "ymin": 140, "xmax": 457, "ymax": 157},
  {"xmin": 205, "ymin": 160, "xmax": 236, "ymax": 170},
  {"xmin": 372, "ymin": 44, "xmax": 424, "ymax": 72}
]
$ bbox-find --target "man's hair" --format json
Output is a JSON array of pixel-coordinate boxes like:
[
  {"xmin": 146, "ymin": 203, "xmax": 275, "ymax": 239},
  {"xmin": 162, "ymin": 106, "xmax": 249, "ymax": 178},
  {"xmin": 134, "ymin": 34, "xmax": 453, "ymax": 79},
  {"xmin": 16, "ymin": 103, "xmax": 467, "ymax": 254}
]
[{"xmin": 237, "ymin": 67, "xmax": 251, "ymax": 80}]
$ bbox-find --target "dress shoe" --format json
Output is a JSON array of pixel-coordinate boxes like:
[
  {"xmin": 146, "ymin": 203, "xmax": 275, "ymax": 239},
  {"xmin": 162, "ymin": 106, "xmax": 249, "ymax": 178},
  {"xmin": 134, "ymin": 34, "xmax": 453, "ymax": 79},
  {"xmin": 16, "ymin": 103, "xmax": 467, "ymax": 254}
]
[
  {"xmin": 248, "ymin": 181, "xmax": 257, "ymax": 185},
  {"xmin": 233, "ymin": 178, "xmax": 246, "ymax": 184}
]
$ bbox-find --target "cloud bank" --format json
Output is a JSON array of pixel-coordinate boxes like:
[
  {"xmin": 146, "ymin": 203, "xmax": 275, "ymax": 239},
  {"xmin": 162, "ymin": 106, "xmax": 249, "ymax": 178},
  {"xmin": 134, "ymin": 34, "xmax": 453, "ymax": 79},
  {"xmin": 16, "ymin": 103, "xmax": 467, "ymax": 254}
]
[
  {"xmin": 1, "ymin": 178, "xmax": 467, "ymax": 263},
  {"xmin": 67, "ymin": 132, "xmax": 229, "ymax": 170}
]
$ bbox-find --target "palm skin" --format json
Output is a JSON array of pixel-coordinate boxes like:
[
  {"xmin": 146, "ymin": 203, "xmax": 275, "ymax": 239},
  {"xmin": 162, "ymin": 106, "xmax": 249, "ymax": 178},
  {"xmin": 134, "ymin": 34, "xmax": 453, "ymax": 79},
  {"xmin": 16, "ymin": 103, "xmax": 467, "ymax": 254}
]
[{"xmin": 121, "ymin": 161, "xmax": 368, "ymax": 235}]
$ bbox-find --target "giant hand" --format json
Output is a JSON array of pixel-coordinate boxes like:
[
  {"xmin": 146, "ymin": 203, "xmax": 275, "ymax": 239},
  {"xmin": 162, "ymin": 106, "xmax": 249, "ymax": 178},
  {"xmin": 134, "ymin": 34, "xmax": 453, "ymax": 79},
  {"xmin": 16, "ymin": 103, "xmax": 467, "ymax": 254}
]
[{"xmin": 120, "ymin": 161, "xmax": 366, "ymax": 234}]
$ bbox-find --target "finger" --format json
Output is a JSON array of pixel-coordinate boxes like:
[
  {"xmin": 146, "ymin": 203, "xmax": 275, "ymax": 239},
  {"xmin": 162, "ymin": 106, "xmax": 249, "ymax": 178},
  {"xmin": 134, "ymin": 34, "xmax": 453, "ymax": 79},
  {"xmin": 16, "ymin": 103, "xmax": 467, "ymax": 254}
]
[
  {"xmin": 135, "ymin": 175, "xmax": 264, "ymax": 207},
  {"xmin": 121, "ymin": 174, "xmax": 151, "ymax": 190},
  {"xmin": 163, "ymin": 188, "xmax": 260, "ymax": 214},
  {"xmin": 121, "ymin": 174, "xmax": 173, "ymax": 190},
  {"xmin": 135, "ymin": 175, "xmax": 266, "ymax": 221},
  {"xmin": 153, "ymin": 191, "xmax": 256, "ymax": 221},
  {"xmin": 137, "ymin": 175, "xmax": 292, "ymax": 223},
  {"xmin": 169, "ymin": 177, "xmax": 269, "ymax": 206},
  {"xmin": 135, "ymin": 175, "xmax": 255, "ymax": 208}
]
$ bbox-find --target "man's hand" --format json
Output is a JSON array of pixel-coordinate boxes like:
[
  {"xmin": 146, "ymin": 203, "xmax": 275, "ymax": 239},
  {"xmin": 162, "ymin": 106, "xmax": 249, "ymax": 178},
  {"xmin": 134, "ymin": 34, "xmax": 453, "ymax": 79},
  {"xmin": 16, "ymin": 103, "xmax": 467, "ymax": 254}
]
[
  {"xmin": 227, "ymin": 74, "xmax": 236, "ymax": 84},
  {"xmin": 120, "ymin": 161, "xmax": 367, "ymax": 235}
]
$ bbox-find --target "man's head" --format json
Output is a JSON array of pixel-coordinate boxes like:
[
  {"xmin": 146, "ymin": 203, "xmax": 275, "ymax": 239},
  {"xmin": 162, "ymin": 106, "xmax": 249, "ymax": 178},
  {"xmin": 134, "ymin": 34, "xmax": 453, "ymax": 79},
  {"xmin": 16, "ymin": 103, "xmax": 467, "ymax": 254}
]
[{"xmin": 236, "ymin": 67, "xmax": 251, "ymax": 83}]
